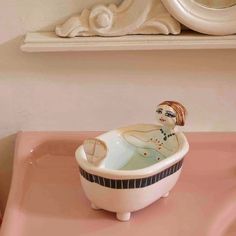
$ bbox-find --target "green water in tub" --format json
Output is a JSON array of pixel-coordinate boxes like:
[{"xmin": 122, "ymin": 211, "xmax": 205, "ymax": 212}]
[{"xmin": 119, "ymin": 150, "xmax": 166, "ymax": 170}]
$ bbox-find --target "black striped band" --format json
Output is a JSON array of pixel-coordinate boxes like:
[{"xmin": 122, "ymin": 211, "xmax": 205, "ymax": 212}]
[{"xmin": 79, "ymin": 159, "xmax": 183, "ymax": 189}]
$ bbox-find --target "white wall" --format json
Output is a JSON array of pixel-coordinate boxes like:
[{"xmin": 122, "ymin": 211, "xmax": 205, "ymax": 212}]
[{"xmin": 0, "ymin": 0, "xmax": 236, "ymax": 213}]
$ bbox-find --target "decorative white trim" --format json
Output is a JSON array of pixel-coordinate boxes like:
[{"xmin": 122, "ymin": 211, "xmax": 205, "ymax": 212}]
[
  {"xmin": 162, "ymin": 0, "xmax": 236, "ymax": 35},
  {"xmin": 194, "ymin": 0, "xmax": 236, "ymax": 9},
  {"xmin": 21, "ymin": 31, "xmax": 236, "ymax": 52},
  {"xmin": 55, "ymin": 0, "xmax": 181, "ymax": 37}
]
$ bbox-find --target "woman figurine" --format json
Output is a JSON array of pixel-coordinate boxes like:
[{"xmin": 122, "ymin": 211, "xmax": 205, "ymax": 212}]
[
  {"xmin": 83, "ymin": 101, "xmax": 186, "ymax": 166},
  {"xmin": 122, "ymin": 101, "xmax": 187, "ymax": 162}
]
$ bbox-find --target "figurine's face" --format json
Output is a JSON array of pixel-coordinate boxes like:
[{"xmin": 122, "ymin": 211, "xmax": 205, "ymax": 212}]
[{"xmin": 156, "ymin": 105, "xmax": 177, "ymax": 128}]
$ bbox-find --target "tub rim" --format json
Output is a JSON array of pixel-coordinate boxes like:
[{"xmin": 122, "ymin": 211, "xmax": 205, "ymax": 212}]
[{"xmin": 75, "ymin": 130, "xmax": 189, "ymax": 179}]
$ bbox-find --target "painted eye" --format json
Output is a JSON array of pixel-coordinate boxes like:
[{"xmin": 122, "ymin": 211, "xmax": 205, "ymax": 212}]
[
  {"xmin": 165, "ymin": 111, "xmax": 176, "ymax": 118},
  {"xmin": 156, "ymin": 108, "xmax": 162, "ymax": 114}
]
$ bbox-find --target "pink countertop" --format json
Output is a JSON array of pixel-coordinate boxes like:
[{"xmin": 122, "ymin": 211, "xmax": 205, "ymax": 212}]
[{"xmin": 1, "ymin": 132, "xmax": 236, "ymax": 236}]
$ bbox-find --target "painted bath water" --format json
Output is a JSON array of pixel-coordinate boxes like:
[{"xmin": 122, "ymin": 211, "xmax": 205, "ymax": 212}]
[{"xmin": 75, "ymin": 101, "xmax": 189, "ymax": 221}]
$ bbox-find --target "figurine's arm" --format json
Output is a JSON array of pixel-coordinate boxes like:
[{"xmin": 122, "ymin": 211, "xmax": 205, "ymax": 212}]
[
  {"xmin": 123, "ymin": 131, "xmax": 153, "ymax": 149},
  {"xmin": 123, "ymin": 131, "xmax": 146, "ymax": 147}
]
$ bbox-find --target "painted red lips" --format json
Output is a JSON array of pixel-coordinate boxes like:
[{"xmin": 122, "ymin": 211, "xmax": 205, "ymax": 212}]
[{"xmin": 159, "ymin": 118, "xmax": 166, "ymax": 122}]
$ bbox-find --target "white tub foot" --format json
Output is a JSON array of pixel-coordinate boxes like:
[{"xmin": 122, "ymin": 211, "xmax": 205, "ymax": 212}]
[
  {"xmin": 116, "ymin": 212, "xmax": 131, "ymax": 222},
  {"xmin": 91, "ymin": 203, "xmax": 100, "ymax": 210},
  {"xmin": 162, "ymin": 192, "xmax": 170, "ymax": 198}
]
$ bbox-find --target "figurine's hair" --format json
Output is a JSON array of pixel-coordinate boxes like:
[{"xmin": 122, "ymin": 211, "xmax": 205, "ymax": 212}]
[{"xmin": 159, "ymin": 101, "xmax": 187, "ymax": 126}]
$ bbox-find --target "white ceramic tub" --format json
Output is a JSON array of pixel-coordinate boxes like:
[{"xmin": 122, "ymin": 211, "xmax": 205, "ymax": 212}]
[{"xmin": 75, "ymin": 126, "xmax": 189, "ymax": 221}]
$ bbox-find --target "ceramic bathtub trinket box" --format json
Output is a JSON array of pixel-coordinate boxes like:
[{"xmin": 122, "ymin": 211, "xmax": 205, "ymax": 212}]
[{"xmin": 75, "ymin": 101, "xmax": 189, "ymax": 221}]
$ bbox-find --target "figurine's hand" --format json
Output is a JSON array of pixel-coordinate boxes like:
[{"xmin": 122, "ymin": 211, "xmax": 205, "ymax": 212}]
[
  {"xmin": 156, "ymin": 140, "xmax": 164, "ymax": 150},
  {"xmin": 83, "ymin": 138, "xmax": 107, "ymax": 166},
  {"xmin": 148, "ymin": 137, "xmax": 163, "ymax": 150}
]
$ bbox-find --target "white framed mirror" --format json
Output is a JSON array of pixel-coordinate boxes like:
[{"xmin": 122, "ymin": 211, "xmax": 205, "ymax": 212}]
[
  {"xmin": 195, "ymin": 0, "xmax": 236, "ymax": 9},
  {"xmin": 162, "ymin": 0, "xmax": 236, "ymax": 35}
]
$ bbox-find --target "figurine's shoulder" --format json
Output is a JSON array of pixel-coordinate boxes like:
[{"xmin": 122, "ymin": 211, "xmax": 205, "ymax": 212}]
[{"xmin": 118, "ymin": 123, "xmax": 162, "ymax": 133}]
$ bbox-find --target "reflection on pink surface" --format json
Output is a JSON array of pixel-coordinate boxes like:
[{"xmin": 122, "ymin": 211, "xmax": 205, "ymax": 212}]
[{"xmin": 1, "ymin": 132, "xmax": 236, "ymax": 236}]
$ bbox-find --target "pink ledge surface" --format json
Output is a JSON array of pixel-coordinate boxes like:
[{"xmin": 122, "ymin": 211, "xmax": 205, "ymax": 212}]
[{"xmin": 1, "ymin": 132, "xmax": 236, "ymax": 236}]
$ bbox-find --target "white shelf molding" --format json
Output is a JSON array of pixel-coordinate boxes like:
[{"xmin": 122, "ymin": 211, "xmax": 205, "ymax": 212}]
[
  {"xmin": 21, "ymin": 31, "xmax": 236, "ymax": 52},
  {"xmin": 55, "ymin": 0, "xmax": 181, "ymax": 37}
]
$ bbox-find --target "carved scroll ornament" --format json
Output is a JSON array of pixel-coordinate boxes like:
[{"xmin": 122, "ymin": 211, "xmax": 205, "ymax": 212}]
[{"xmin": 55, "ymin": 0, "xmax": 181, "ymax": 37}]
